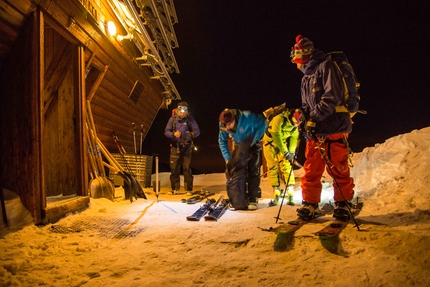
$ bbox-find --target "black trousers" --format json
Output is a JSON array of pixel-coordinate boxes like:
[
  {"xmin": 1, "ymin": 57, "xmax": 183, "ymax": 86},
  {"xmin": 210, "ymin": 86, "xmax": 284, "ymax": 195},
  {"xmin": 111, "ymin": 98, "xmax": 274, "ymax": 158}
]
[
  {"xmin": 226, "ymin": 141, "xmax": 262, "ymax": 209},
  {"xmin": 169, "ymin": 144, "xmax": 193, "ymax": 191}
]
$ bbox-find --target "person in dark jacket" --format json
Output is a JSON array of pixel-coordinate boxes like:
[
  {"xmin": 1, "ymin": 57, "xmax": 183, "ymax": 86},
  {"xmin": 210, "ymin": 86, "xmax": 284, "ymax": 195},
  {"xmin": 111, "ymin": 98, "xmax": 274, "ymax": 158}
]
[
  {"xmin": 164, "ymin": 102, "xmax": 200, "ymax": 195},
  {"xmin": 291, "ymin": 35, "xmax": 355, "ymax": 220},
  {"xmin": 218, "ymin": 108, "xmax": 267, "ymax": 210}
]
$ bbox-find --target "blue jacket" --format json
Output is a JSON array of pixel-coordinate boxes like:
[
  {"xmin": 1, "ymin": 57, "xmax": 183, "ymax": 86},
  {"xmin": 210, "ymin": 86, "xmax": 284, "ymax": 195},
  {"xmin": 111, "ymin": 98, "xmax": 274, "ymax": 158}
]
[
  {"xmin": 218, "ymin": 109, "xmax": 267, "ymax": 161},
  {"xmin": 164, "ymin": 111, "xmax": 200, "ymax": 146},
  {"xmin": 299, "ymin": 49, "xmax": 352, "ymax": 136}
]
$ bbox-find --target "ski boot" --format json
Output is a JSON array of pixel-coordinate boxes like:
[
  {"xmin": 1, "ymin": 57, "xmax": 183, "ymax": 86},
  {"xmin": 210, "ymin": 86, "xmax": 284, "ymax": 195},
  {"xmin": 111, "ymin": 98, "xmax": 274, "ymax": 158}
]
[
  {"xmin": 268, "ymin": 187, "xmax": 281, "ymax": 206},
  {"xmin": 297, "ymin": 201, "xmax": 319, "ymax": 220},
  {"xmin": 286, "ymin": 184, "xmax": 295, "ymax": 206},
  {"xmin": 333, "ymin": 201, "xmax": 353, "ymax": 221}
]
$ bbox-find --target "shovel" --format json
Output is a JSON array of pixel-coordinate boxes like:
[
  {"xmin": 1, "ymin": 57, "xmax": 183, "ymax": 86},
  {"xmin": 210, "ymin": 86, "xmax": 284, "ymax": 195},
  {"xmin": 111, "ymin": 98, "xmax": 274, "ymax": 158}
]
[
  {"xmin": 97, "ymin": 138, "xmax": 146, "ymax": 201},
  {"xmin": 98, "ymin": 140, "xmax": 137, "ymax": 201},
  {"xmin": 85, "ymin": 126, "xmax": 108, "ymax": 199},
  {"xmin": 86, "ymin": 103, "xmax": 115, "ymax": 201}
]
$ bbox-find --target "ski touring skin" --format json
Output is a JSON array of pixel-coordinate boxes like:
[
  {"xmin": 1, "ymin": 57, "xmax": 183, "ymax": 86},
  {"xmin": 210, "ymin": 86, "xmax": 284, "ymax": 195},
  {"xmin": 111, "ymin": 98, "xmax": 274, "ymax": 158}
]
[{"xmin": 186, "ymin": 195, "xmax": 223, "ymax": 221}]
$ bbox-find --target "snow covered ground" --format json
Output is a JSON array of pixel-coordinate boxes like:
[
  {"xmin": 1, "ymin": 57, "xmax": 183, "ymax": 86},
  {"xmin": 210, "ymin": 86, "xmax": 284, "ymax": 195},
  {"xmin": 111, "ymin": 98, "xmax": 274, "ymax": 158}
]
[{"xmin": 1, "ymin": 127, "xmax": 430, "ymax": 287}]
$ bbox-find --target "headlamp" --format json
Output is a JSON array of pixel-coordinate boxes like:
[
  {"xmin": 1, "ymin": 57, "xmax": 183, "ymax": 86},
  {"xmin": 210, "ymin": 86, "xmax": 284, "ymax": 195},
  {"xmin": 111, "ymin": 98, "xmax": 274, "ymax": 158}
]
[{"xmin": 178, "ymin": 106, "xmax": 188, "ymax": 112}]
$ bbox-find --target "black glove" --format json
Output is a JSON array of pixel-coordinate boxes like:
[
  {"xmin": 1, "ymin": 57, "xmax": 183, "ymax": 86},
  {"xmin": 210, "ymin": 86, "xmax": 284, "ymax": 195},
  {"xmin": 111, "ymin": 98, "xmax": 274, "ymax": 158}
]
[
  {"xmin": 284, "ymin": 152, "xmax": 295, "ymax": 161},
  {"xmin": 226, "ymin": 159, "xmax": 233, "ymax": 171},
  {"xmin": 305, "ymin": 120, "xmax": 316, "ymax": 138},
  {"xmin": 225, "ymin": 159, "xmax": 235, "ymax": 176}
]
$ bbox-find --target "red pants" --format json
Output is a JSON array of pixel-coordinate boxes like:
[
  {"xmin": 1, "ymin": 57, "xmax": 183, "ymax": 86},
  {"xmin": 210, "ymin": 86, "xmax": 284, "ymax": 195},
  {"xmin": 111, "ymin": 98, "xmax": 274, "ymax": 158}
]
[{"xmin": 301, "ymin": 133, "xmax": 354, "ymax": 204}]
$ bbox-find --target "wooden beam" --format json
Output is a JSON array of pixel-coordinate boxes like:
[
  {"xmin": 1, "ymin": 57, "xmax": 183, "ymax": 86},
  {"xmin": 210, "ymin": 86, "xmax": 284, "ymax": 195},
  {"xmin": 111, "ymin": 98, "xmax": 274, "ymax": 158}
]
[{"xmin": 87, "ymin": 64, "xmax": 109, "ymax": 102}]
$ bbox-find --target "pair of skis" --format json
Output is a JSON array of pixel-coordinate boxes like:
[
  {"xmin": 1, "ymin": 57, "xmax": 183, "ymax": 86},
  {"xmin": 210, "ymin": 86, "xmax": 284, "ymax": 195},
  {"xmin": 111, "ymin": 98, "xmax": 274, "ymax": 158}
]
[
  {"xmin": 186, "ymin": 195, "xmax": 228, "ymax": 221},
  {"xmin": 182, "ymin": 193, "xmax": 215, "ymax": 204},
  {"xmin": 314, "ymin": 202, "xmax": 364, "ymax": 237},
  {"xmin": 263, "ymin": 202, "xmax": 363, "ymax": 251}
]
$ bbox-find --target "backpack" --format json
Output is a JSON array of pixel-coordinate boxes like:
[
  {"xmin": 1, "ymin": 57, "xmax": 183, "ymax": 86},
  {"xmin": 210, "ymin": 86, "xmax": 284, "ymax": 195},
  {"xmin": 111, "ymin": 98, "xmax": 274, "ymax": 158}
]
[
  {"xmin": 262, "ymin": 102, "xmax": 288, "ymax": 122},
  {"xmin": 262, "ymin": 103, "xmax": 297, "ymax": 137},
  {"xmin": 325, "ymin": 51, "xmax": 366, "ymax": 116}
]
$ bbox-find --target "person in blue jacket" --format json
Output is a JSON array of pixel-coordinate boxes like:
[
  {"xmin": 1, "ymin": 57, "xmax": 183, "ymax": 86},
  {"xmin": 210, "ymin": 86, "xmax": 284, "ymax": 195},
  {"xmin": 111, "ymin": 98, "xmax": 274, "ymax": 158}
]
[
  {"xmin": 218, "ymin": 108, "xmax": 267, "ymax": 210},
  {"xmin": 165, "ymin": 102, "xmax": 200, "ymax": 195}
]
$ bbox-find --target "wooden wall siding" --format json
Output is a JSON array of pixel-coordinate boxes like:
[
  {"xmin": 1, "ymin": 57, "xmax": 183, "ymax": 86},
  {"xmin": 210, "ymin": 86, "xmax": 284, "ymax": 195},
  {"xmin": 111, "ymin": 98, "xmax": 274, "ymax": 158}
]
[
  {"xmin": 43, "ymin": 26, "xmax": 81, "ymax": 197},
  {"xmin": 0, "ymin": 0, "xmax": 179, "ymax": 224},
  {"xmin": 83, "ymin": 45, "xmax": 165, "ymax": 155},
  {"xmin": 0, "ymin": 0, "xmax": 36, "ymax": 67},
  {"xmin": 39, "ymin": 0, "xmax": 168, "ymax": 160},
  {"xmin": 0, "ymin": 11, "xmax": 41, "ymax": 221}
]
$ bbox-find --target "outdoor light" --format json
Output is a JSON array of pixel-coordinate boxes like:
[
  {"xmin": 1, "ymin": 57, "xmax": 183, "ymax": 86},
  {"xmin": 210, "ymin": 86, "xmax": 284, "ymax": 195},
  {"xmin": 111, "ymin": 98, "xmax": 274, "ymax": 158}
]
[
  {"xmin": 107, "ymin": 21, "xmax": 117, "ymax": 36},
  {"xmin": 117, "ymin": 34, "xmax": 134, "ymax": 41}
]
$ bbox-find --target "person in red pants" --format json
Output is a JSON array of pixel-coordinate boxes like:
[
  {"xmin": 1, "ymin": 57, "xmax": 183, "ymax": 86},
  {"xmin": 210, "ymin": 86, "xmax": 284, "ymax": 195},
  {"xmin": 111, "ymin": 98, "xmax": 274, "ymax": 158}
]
[{"xmin": 290, "ymin": 35, "xmax": 355, "ymax": 221}]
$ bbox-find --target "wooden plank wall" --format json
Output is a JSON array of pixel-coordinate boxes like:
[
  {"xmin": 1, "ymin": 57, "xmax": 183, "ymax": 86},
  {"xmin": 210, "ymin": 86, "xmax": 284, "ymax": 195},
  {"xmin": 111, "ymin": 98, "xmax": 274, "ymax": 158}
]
[
  {"xmin": 0, "ymin": 0, "xmax": 170, "ymax": 224},
  {"xmin": 0, "ymin": 11, "xmax": 41, "ymax": 220},
  {"xmin": 43, "ymin": 26, "xmax": 81, "ymax": 197},
  {"xmin": 46, "ymin": 0, "xmax": 167, "ymax": 155}
]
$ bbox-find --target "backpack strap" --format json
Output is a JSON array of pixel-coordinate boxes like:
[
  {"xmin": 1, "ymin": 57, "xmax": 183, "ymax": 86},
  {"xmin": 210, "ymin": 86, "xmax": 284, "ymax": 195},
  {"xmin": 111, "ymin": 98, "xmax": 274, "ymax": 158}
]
[{"xmin": 332, "ymin": 61, "xmax": 350, "ymax": 113}]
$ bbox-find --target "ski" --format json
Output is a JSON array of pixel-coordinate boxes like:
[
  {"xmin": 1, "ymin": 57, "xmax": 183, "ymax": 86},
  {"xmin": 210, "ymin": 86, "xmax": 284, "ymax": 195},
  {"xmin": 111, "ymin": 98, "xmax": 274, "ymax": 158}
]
[
  {"xmin": 314, "ymin": 202, "xmax": 364, "ymax": 238},
  {"xmin": 204, "ymin": 198, "xmax": 228, "ymax": 221},
  {"xmin": 262, "ymin": 203, "xmax": 334, "ymax": 252},
  {"xmin": 186, "ymin": 195, "xmax": 221, "ymax": 221},
  {"xmin": 181, "ymin": 195, "xmax": 202, "ymax": 204},
  {"xmin": 182, "ymin": 191, "xmax": 215, "ymax": 204}
]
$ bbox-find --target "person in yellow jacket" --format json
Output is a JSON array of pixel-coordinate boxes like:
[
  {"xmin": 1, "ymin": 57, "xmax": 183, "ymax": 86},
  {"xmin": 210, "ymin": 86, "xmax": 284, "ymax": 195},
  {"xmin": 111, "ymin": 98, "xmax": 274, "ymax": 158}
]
[{"xmin": 263, "ymin": 108, "xmax": 302, "ymax": 206}]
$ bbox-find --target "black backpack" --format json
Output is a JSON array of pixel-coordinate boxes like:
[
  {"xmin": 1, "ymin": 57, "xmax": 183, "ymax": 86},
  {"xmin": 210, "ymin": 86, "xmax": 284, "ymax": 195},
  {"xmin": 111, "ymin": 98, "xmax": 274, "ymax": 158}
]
[{"xmin": 325, "ymin": 51, "xmax": 366, "ymax": 117}]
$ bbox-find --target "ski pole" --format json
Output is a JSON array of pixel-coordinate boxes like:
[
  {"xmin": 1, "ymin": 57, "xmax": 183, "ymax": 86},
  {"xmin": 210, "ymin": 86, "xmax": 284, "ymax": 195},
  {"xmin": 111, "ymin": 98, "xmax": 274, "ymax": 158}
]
[
  {"xmin": 139, "ymin": 125, "xmax": 145, "ymax": 183},
  {"xmin": 274, "ymin": 137, "xmax": 301, "ymax": 223},
  {"xmin": 155, "ymin": 154, "xmax": 159, "ymax": 202},
  {"xmin": 132, "ymin": 122, "xmax": 137, "ymax": 155},
  {"xmin": 274, "ymin": 157, "xmax": 295, "ymax": 223},
  {"xmin": 132, "ymin": 123, "xmax": 138, "ymax": 182},
  {"xmin": 140, "ymin": 124, "xmax": 144, "ymax": 155}
]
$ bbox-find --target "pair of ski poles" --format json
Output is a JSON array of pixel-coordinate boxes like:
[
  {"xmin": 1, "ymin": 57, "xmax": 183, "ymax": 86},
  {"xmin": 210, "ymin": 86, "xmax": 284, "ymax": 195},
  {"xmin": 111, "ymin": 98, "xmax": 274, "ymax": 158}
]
[{"xmin": 132, "ymin": 123, "xmax": 146, "ymax": 182}]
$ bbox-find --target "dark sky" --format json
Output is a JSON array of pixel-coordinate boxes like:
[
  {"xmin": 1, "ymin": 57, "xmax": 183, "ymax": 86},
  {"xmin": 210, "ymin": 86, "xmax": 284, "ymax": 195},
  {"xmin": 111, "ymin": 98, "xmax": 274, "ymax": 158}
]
[{"xmin": 143, "ymin": 0, "xmax": 430, "ymax": 173}]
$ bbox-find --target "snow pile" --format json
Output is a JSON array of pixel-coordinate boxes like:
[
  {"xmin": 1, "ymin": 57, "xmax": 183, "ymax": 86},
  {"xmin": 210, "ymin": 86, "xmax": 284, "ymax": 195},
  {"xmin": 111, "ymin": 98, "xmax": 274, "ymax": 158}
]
[
  {"xmin": 351, "ymin": 127, "xmax": 430, "ymax": 214},
  {"xmin": 1, "ymin": 127, "xmax": 430, "ymax": 287}
]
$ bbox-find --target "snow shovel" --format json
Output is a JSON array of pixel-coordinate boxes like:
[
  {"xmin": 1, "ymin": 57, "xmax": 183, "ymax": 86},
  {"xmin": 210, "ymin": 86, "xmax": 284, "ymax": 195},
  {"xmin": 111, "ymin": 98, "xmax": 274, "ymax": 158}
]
[
  {"xmin": 85, "ymin": 125, "xmax": 107, "ymax": 199},
  {"xmin": 86, "ymin": 102, "xmax": 115, "ymax": 201},
  {"xmin": 97, "ymin": 138, "xmax": 146, "ymax": 201},
  {"xmin": 102, "ymin": 161, "xmax": 134, "ymax": 200},
  {"xmin": 112, "ymin": 133, "xmax": 147, "ymax": 200}
]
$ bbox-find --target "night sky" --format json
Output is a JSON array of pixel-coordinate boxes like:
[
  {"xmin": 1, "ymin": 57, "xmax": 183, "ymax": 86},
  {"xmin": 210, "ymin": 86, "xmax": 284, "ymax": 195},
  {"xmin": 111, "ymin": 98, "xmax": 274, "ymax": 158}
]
[{"xmin": 142, "ymin": 0, "xmax": 430, "ymax": 173}]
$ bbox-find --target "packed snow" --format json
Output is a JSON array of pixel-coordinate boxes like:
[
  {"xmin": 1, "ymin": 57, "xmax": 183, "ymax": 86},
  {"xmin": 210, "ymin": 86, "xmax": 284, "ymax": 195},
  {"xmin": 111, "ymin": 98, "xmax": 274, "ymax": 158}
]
[{"xmin": 1, "ymin": 127, "xmax": 430, "ymax": 287}]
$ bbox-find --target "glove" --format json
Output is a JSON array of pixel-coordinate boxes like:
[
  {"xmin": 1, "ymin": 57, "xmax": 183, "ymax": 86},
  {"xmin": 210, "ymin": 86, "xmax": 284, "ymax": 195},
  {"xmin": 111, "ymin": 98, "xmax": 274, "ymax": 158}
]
[
  {"xmin": 225, "ymin": 159, "xmax": 235, "ymax": 176},
  {"xmin": 305, "ymin": 119, "xmax": 316, "ymax": 138},
  {"xmin": 226, "ymin": 159, "xmax": 232, "ymax": 170},
  {"xmin": 284, "ymin": 152, "xmax": 295, "ymax": 161}
]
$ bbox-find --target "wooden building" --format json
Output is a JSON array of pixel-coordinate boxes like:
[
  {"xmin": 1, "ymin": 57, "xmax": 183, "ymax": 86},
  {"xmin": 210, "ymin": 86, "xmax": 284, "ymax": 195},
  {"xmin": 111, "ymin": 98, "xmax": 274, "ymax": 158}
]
[{"xmin": 0, "ymin": 0, "xmax": 181, "ymax": 224}]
